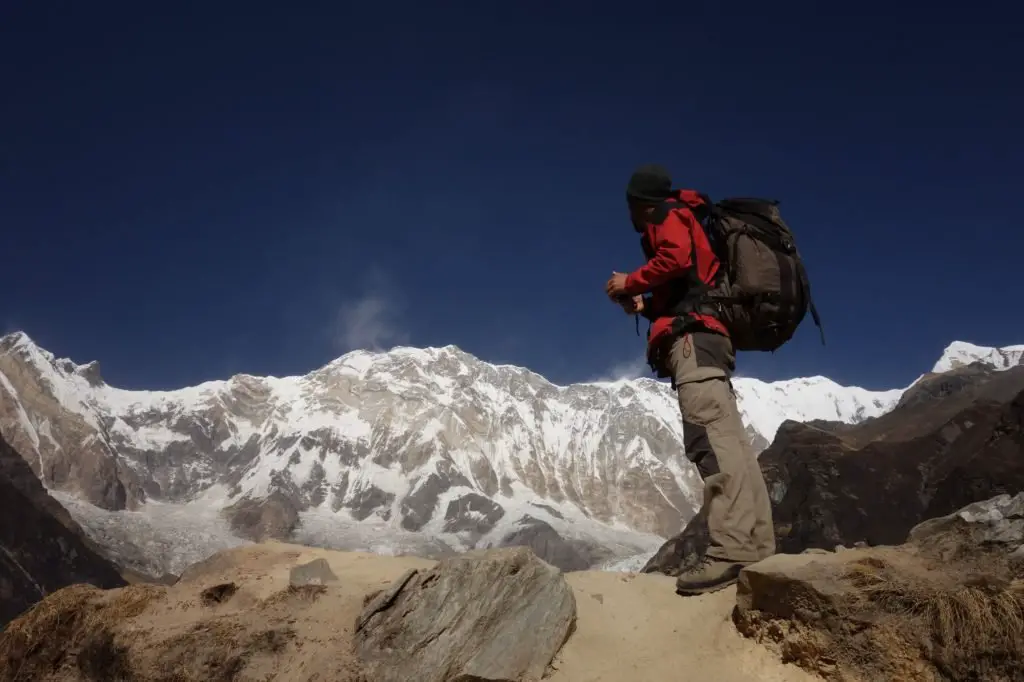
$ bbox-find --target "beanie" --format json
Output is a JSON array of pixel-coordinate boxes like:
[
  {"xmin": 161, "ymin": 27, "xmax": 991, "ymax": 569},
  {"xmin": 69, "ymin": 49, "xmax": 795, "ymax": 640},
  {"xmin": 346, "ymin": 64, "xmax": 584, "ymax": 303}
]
[{"xmin": 626, "ymin": 164, "xmax": 673, "ymax": 204}]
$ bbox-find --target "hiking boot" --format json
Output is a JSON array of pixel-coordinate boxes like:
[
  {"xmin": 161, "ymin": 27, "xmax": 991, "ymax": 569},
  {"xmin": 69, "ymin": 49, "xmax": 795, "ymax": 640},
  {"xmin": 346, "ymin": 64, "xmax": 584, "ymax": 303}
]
[{"xmin": 674, "ymin": 556, "xmax": 750, "ymax": 596}]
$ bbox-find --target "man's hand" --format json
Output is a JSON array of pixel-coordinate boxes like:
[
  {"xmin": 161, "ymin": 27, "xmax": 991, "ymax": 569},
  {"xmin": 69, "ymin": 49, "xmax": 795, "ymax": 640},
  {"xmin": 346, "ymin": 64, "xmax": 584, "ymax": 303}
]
[
  {"xmin": 605, "ymin": 272, "xmax": 629, "ymax": 299},
  {"xmin": 622, "ymin": 295, "xmax": 644, "ymax": 315}
]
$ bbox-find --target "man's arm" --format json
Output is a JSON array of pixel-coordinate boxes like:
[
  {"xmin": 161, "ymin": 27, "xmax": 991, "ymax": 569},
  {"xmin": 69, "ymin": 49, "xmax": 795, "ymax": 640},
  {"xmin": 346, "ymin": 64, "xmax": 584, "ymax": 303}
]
[{"xmin": 622, "ymin": 210, "xmax": 694, "ymax": 296}]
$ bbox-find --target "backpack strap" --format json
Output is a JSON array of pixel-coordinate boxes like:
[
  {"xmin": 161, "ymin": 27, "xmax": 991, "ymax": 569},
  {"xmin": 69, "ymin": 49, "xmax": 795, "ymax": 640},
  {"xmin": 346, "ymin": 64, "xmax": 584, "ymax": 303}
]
[{"xmin": 809, "ymin": 299, "xmax": 825, "ymax": 345}]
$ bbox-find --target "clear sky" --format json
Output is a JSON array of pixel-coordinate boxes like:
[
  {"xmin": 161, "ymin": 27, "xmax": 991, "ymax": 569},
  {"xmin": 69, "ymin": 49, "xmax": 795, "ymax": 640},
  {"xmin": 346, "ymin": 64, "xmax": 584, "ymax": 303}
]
[{"xmin": 3, "ymin": 2, "xmax": 1021, "ymax": 391}]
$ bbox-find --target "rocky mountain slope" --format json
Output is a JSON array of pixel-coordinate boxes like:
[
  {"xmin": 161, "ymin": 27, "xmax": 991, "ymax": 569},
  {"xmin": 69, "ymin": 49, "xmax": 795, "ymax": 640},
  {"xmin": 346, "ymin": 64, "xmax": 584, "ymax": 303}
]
[
  {"xmin": 0, "ymin": 331, "xmax": 1017, "ymax": 576},
  {"xmin": 643, "ymin": 346, "xmax": 1024, "ymax": 575},
  {"xmin": 765, "ymin": 364, "xmax": 1024, "ymax": 554},
  {"xmin": 0, "ymin": 431, "xmax": 125, "ymax": 627}
]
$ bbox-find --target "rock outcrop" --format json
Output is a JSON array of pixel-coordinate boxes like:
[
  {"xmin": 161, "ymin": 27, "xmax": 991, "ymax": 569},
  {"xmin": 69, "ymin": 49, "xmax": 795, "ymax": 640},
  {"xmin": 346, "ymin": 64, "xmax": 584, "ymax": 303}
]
[
  {"xmin": 733, "ymin": 493, "xmax": 1024, "ymax": 681},
  {"xmin": 906, "ymin": 492, "xmax": 1024, "ymax": 562},
  {"xmin": 0, "ymin": 433, "xmax": 125, "ymax": 627},
  {"xmin": 643, "ymin": 366, "xmax": 1024, "ymax": 575},
  {"xmin": 354, "ymin": 547, "xmax": 577, "ymax": 682},
  {"xmin": 766, "ymin": 368, "xmax": 1024, "ymax": 554}
]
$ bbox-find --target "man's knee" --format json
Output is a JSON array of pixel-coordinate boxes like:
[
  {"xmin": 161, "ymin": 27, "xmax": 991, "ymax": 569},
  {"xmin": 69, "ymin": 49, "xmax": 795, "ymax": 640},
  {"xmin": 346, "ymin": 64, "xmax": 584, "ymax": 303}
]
[{"xmin": 682, "ymin": 418, "xmax": 720, "ymax": 477}]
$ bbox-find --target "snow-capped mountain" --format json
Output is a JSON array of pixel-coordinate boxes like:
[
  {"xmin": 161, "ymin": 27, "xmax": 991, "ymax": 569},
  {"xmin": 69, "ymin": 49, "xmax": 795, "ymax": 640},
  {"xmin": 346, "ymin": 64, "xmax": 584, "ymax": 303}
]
[
  {"xmin": 931, "ymin": 340, "xmax": 1024, "ymax": 374},
  {"xmin": 0, "ymin": 331, "xmax": 1016, "ymax": 576}
]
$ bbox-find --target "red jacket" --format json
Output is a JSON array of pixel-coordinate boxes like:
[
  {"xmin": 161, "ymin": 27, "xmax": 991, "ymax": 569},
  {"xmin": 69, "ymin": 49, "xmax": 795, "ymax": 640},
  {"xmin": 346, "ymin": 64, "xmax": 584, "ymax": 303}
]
[{"xmin": 623, "ymin": 190, "xmax": 728, "ymax": 355}]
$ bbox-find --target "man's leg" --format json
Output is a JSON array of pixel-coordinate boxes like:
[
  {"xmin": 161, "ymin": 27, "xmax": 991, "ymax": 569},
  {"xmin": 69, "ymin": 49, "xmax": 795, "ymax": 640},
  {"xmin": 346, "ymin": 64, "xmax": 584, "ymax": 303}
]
[
  {"xmin": 747, "ymin": 437, "xmax": 777, "ymax": 560},
  {"xmin": 666, "ymin": 331, "xmax": 769, "ymax": 594}
]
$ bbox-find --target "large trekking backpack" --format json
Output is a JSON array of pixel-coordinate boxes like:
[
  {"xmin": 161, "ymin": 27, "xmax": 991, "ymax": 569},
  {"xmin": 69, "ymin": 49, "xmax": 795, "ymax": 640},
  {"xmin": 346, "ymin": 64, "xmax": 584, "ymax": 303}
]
[{"xmin": 698, "ymin": 197, "xmax": 825, "ymax": 353}]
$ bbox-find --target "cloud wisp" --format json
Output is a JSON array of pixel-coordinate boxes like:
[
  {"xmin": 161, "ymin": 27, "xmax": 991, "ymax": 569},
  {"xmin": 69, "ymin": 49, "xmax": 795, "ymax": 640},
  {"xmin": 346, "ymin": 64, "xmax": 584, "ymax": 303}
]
[
  {"xmin": 332, "ymin": 271, "xmax": 410, "ymax": 353},
  {"xmin": 588, "ymin": 355, "xmax": 652, "ymax": 383}
]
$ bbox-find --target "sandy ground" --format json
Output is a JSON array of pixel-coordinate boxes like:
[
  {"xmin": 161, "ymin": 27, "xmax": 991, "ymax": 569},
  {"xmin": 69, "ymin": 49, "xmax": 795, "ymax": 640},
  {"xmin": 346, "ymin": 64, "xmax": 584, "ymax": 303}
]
[
  {"xmin": 35, "ymin": 542, "xmax": 818, "ymax": 681},
  {"xmin": 554, "ymin": 570, "xmax": 817, "ymax": 682}
]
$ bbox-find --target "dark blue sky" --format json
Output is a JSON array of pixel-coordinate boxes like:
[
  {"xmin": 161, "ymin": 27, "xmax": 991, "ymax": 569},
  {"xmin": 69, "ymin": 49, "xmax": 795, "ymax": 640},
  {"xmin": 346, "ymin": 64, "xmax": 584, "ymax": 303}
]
[{"xmin": 3, "ymin": 2, "xmax": 1021, "ymax": 391}]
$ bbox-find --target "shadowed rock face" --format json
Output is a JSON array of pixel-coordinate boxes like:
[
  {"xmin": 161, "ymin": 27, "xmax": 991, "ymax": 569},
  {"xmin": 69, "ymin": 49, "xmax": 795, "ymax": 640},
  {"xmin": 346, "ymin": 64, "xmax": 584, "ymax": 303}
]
[
  {"xmin": 643, "ymin": 367, "xmax": 1024, "ymax": 575},
  {"xmin": 498, "ymin": 517, "xmax": 612, "ymax": 572},
  {"xmin": 224, "ymin": 492, "xmax": 300, "ymax": 542},
  {"xmin": 0, "ymin": 433, "xmax": 125, "ymax": 626},
  {"xmin": 767, "ymin": 372, "xmax": 1024, "ymax": 554}
]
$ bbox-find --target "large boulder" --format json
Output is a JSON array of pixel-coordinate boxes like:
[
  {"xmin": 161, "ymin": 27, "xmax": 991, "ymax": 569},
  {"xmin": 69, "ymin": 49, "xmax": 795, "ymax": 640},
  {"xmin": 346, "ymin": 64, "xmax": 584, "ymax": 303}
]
[
  {"xmin": 354, "ymin": 546, "xmax": 577, "ymax": 682},
  {"xmin": 733, "ymin": 493, "xmax": 1024, "ymax": 681}
]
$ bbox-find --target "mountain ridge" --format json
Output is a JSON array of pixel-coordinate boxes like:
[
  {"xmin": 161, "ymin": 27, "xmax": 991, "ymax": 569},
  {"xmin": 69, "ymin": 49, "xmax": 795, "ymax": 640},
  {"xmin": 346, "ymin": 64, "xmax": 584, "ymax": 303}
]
[{"xmin": 1, "ymin": 330, "xmax": 1020, "ymax": 576}]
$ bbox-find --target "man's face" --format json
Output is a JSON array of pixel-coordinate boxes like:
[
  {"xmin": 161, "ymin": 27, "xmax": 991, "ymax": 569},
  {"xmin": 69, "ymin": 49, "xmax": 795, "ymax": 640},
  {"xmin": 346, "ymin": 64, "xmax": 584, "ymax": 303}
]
[{"xmin": 628, "ymin": 201, "xmax": 650, "ymax": 233}]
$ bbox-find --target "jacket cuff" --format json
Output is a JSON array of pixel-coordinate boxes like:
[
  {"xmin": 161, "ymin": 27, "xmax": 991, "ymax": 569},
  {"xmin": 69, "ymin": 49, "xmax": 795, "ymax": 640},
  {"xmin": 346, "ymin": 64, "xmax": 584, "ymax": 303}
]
[{"xmin": 623, "ymin": 272, "xmax": 646, "ymax": 295}]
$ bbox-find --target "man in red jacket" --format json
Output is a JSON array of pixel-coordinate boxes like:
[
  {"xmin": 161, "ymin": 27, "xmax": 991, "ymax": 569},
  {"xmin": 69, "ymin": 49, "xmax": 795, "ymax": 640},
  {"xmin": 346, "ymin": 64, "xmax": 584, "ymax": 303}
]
[{"xmin": 605, "ymin": 164, "xmax": 775, "ymax": 595}]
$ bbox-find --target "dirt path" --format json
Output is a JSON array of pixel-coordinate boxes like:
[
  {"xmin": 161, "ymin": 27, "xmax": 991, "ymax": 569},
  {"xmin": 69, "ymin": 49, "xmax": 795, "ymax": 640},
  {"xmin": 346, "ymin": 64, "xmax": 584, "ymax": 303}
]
[{"xmin": 554, "ymin": 571, "xmax": 816, "ymax": 682}]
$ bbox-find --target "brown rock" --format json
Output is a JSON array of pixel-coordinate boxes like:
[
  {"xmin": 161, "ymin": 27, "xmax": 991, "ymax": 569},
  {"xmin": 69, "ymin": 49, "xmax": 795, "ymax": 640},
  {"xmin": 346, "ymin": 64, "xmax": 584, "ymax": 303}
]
[
  {"xmin": 354, "ymin": 546, "xmax": 577, "ymax": 682},
  {"xmin": 289, "ymin": 557, "xmax": 338, "ymax": 587},
  {"xmin": 199, "ymin": 581, "xmax": 238, "ymax": 606},
  {"xmin": 734, "ymin": 552, "xmax": 854, "ymax": 622}
]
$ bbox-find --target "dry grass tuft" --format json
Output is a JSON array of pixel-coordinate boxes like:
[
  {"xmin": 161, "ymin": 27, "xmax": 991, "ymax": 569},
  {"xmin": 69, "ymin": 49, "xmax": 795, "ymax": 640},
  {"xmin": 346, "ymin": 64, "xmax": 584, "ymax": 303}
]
[
  {"xmin": 0, "ymin": 583, "xmax": 165, "ymax": 681},
  {"xmin": 841, "ymin": 556, "xmax": 1024, "ymax": 680},
  {"xmin": 146, "ymin": 619, "xmax": 251, "ymax": 681},
  {"xmin": 737, "ymin": 550, "xmax": 1024, "ymax": 681},
  {"xmin": 77, "ymin": 628, "xmax": 132, "ymax": 681}
]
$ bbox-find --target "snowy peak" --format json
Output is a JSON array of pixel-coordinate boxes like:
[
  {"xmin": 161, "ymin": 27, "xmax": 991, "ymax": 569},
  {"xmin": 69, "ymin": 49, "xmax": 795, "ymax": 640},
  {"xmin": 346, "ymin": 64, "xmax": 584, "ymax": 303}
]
[
  {"xmin": 1, "ymin": 332, "xmax": 104, "ymax": 387},
  {"xmin": 731, "ymin": 374, "xmax": 903, "ymax": 450},
  {"xmin": 932, "ymin": 341, "xmax": 1024, "ymax": 374}
]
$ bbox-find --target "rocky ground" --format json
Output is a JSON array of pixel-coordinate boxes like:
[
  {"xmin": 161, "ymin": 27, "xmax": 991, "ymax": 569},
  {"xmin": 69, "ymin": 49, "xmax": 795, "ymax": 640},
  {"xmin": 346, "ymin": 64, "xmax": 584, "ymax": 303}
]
[
  {"xmin": 3, "ymin": 491, "xmax": 1021, "ymax": 681},
  {"xmin": 0, "ymin": 542, "xmax": 816, "ymax": 682}
]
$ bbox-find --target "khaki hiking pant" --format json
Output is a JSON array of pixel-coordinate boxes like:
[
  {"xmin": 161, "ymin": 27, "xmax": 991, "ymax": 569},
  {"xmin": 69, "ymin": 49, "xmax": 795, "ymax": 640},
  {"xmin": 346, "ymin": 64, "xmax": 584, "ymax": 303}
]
[{"xmin": 666, "ymin": 331, "xmax": 775, "ymax": 564}]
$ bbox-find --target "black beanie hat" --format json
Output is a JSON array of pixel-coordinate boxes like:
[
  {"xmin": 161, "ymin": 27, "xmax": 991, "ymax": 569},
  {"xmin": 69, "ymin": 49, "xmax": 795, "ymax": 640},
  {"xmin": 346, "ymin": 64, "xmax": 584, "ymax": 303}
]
[{"xmin": 626, "ymin": 164, "xmax": 673, "ymax": 204}]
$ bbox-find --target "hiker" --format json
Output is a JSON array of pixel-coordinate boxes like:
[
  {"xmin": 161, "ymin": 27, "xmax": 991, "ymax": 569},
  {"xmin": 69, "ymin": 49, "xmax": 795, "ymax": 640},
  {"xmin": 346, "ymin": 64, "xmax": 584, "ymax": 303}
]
[{"xmin": 605, "ymin": 164, "xmax": 815, "ymax": 595}]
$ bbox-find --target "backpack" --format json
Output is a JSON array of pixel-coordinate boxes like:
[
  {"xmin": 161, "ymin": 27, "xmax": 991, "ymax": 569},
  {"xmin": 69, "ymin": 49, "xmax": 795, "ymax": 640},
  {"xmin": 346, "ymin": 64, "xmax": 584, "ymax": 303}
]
[{"xmin": 697, "ymin": 197, "xmax": 825, "ymax": 353}]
